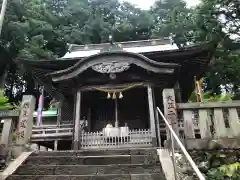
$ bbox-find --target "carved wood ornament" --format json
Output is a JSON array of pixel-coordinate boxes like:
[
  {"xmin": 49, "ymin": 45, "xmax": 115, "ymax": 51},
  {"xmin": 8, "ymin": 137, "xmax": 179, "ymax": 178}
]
[{"xmin": 92, "ymin": 62, "xmax": 130, "ymax": 74}]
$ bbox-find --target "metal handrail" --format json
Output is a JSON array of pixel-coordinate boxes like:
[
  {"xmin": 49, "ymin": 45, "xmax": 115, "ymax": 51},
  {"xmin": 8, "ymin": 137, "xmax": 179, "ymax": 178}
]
[{"xmin": 156, "ymin": 107, "xmax": 205, "ymax": 180}]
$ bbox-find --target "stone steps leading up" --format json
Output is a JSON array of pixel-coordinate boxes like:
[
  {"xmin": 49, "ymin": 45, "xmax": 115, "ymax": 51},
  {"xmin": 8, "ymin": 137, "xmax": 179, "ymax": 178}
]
[
  {"xmin": 31, "ymin": 148, "xmax": 157, "ymax": 156},
  {"xmin": 24, "ymin": 155, "xmax": 159, "ymax": 165},
  {"xmin": 6, "ymin": 173, "xmax": 162, "ymax": 180},
  {"xmin": 6, "ymin": 148, "xmax": 166, "ymax": 180},
  {"xmin": 15, "ymin": 164, "xmax": 161, "ymax": 175}
]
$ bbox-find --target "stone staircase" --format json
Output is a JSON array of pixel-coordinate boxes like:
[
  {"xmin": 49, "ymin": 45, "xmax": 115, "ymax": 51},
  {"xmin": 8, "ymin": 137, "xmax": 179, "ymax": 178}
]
[{"xmin": 6, "ymin": 148, "xmax": 167, "ymax": 180}]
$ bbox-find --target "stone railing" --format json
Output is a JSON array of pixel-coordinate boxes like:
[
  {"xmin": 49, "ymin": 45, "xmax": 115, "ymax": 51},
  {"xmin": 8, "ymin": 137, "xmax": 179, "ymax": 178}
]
[
  {"xmin": 176, "ymin": 101, "xmax": 240, "ymax": 147},
  {"xmin": 0, "ymin": 110, "xmax": 19, "ymax": 118}
]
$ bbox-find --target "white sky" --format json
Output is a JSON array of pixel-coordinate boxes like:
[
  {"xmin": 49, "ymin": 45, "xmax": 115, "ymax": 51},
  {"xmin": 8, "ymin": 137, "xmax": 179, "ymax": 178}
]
[{"xmin": 124, "ymin": 0, "xmax": 201, "ymax": 9}]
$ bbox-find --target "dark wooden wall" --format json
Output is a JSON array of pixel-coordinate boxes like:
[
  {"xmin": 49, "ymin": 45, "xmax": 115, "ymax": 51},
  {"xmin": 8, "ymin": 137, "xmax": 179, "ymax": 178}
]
[
  {"xmin": 81, "ymin": 87, "xmax": 150, "ymax": 132},
  {"xmin": 60, "ymin": 94, "xmax": 75, "ymax": 124}
]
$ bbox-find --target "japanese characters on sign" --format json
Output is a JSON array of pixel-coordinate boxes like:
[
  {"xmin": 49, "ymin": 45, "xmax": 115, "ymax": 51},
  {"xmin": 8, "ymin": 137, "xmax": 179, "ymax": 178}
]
[
  {"xmin": 166, "ymin": 95, "xmax": 178, "ymax": 126},
  {"xmin": 17, "ymin": 102, "xmax": 30, "ymax": 140},
  {"xmin": 163, "ymin": 89, "xmax": 179, "ymax": 137}
]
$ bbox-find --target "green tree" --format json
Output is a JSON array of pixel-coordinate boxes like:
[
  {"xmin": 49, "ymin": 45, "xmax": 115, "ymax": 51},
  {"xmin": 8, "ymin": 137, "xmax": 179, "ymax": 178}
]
[
  {"xmin": 152, "ymin": 0, "xmax": 240, "ymax": 94},
  {"xmin": 1, "ymin": 0, "xmax": 239, "ymax": 105},
  {"xmin": 1, "ymin": 0, "xmax": 155, "ymax": 105}
]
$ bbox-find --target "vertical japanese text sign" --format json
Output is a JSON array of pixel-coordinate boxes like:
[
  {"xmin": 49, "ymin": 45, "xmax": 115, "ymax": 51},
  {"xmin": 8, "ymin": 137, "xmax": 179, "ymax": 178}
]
[
  {"xmin": 16, "ymin": 95, "xmax": 36, "ymax": 145},
  {"xmin": 163, "ymin": 89, "xmax": 179, "ymax": 138}
]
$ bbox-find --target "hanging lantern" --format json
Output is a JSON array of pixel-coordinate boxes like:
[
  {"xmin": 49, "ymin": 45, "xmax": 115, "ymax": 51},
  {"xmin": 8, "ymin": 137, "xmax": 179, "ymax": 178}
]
[
  {"xmin": 107, "ymin": 92, "xmax": 111, "ymax": 99},
  {"xmin": 119, "ymin": 92, "xmax": 123, "ymax": 99},
  {"xmin": 112, "ymin": 92, "xmax": 116, "ymax": 99}
]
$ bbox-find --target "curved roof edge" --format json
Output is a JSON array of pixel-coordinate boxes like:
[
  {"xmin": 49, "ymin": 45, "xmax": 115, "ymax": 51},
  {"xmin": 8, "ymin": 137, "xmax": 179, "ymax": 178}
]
[
  {"xmin": 49, "ymin": 51, "xmax": 180, "ymax": 82},
  {"xmin": 62, "ymin": 38, "xmax": 173, "ymax": 59}
]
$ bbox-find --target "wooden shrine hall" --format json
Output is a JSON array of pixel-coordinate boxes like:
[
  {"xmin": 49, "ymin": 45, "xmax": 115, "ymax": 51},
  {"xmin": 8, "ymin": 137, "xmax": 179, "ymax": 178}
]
[{"xmin": 20, "ymin": 39, "xmax": 216, "ymax": 150}]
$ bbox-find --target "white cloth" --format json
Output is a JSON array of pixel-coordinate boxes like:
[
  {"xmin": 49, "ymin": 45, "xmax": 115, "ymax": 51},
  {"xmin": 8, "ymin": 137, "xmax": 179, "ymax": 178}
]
[{"xmin": 106, "ymin": 124, "xmax": 113, "ymax": 128}]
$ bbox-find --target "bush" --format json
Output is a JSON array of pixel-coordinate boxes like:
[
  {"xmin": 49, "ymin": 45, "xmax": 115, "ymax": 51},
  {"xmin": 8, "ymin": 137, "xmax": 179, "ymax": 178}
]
[{"xmin": 207, "ymin": 162, "xmax": 240, "ymax": 180}]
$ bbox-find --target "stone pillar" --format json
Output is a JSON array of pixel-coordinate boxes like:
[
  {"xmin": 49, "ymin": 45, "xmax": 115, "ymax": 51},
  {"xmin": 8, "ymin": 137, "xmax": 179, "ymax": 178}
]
[
  {"xmin": 183, "ymin": 110, "xmax": 195, "ymax": 138},
  {"xmin": 16, "ymin": 95, "xmax": 36, "ymax": 147},
  {"xmin": 228, "ymin": 108, "xmax": 240, "ymax": 137},
  {"xmin": 198, "ymin": 109, "xmax": 212, "ymax": 138},
  {"xmin": 147, "ymin": 85, "xmax": 157, "ymax": 146},
  {"xmin": 74, "ymin": 90, "xmax": 81, "ymax": 150},
  {"xmin": 1, "ymin": 118, "xmax": 13, "ymax": 145},
  {"xmin": 213, "ymin": 109, "xmax": 227, "ymax": 138},
  {"xmin": 162, "ymin": 89, "xmax": 179, "ymax": 139}
]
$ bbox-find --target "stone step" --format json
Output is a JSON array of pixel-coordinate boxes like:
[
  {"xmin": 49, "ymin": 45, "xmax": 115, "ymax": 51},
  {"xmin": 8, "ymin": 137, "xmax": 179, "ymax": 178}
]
[
  {"xmin": 24, "ymin": 155, "xmax": 159, "ymax": 165},
  {"xmin": 15, "ymin": 164, "xmax": 161, "ymax": 175},
  {"xmin": 7, "ymin": 173, "xmax": 163, "ymax": 180},
  {"xmin": 31, "ymin": 148, "xmax": 157, "ymax": 157}
]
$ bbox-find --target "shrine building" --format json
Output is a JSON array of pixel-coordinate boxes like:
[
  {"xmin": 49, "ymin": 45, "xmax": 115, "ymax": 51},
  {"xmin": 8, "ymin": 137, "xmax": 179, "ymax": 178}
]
[{"xmin": 19, "ymin": 39, "xmax": 216, "ymax": 150}]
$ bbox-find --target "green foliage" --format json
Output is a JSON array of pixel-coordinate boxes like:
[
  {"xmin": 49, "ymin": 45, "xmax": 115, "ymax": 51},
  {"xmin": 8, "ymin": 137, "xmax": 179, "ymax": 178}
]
[
  {"xmin": 0, "ymin": 0, "xmax": 239, "ymax": 104},
  {"xmin": 0, "ymin": 89, "xmax": 12, "ymax": 110},
  {"xmin": 207, "ymin": 162, "xmax": 240, "ymax": 180},
  {"xmin": 2, "ymin": 0, "xmax": 156, "ymax": 101},
  {"xmin": 188, "ymin": 91, "xmax": 233, "ymax": 103},
  {"xmin": 188, "ymin": 79, "xmax": 233, "ymax": 102},
  {"xmin": 151, "ymin": 0, "xmax": 240, "ymax": 94}
]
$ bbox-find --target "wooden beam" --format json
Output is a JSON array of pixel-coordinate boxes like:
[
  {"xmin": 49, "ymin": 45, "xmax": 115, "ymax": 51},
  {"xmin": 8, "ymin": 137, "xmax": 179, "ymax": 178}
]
[{"xmin": 79, "ymin": 82, "xmax": 149, "ymax": 92}]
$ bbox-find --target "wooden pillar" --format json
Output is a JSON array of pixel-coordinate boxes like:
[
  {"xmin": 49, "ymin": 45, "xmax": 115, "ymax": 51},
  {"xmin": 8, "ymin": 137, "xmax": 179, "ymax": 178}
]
[
  {"xmin": 155, "ymin": 109, "xmax": 161, "ymax": 147},
  {"xmin": 174, "ymin": 81, "xmax": 182, "ymax": 103},
  {"xmin": 115, "ymin": 99, "xmax": 119, "ymax": 128},
  {"xmin": 54, "ymin": 140, "xmax": 58, "ymax": 151},
  {"xmin": 162, "ymin": 89, "xmax": 179, "ymax": 139},
  {"xmin": 74, "ymin": 90, "xmax": 81, "ymax": 150},
  {"xmin": 87, "ymin": 108, "xmax": 91, "ymax": 132},
  {"xmin": 57, "ymin": 103, "xmax": 62, "ymax": 126},
  {"xmin": 147, "ymin": 85, "xmax": 157, "ymax": 146},
  {"xmin": 1, "ymin": 118, "xmax": 13, "ymax": 145}
]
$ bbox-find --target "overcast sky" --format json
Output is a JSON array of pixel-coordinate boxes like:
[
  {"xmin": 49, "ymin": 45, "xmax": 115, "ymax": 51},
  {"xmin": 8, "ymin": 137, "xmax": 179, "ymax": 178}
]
[{"xmin": 124, "ymin": 0, "xmax": 200, "ymax": 9}]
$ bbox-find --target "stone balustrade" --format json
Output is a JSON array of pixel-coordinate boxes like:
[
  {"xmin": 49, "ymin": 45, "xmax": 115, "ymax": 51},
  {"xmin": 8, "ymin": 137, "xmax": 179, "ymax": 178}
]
[{"xmin": 176, "ymin": 101, "xmax": 240, "ymax": 149}]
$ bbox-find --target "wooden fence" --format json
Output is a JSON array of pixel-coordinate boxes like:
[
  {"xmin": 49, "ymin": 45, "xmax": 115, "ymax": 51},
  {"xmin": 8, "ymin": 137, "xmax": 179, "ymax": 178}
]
[
  {"xmin": 31, "ymin": 124, "xmax": 73, "ymax": 141},
  {"xmin": 80, "ymin": 129, "xmax": 152, "ymax": 149}
]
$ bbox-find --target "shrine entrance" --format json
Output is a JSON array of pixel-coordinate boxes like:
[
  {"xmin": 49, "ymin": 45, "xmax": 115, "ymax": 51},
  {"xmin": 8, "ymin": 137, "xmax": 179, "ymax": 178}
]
[
  {"xmin": 46, "ymin": 48, "xmax": 182, "ymax": 150},
  {"xmin": 79, "ymin": 85, "xmax": 153, "ymax": 149}
]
